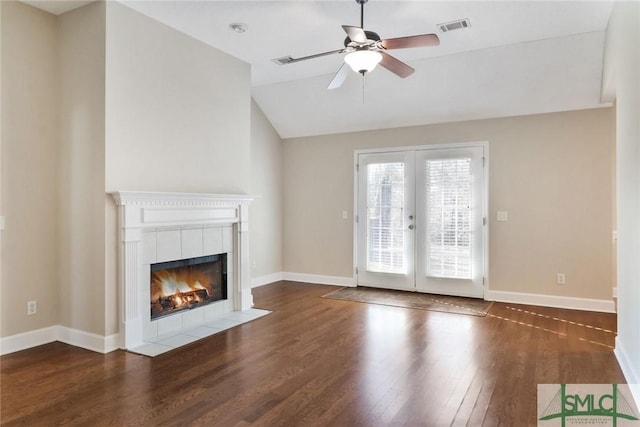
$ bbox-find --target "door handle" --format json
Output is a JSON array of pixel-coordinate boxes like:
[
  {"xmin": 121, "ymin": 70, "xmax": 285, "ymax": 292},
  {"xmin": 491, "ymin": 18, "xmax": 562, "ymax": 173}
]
[
  {"xmin": 408, "ymin": 215, "xmax": 414, "ymax": 220},
  {"xmin": 408, "ymin": 224, "xmax": 414, "ymax": 230}
]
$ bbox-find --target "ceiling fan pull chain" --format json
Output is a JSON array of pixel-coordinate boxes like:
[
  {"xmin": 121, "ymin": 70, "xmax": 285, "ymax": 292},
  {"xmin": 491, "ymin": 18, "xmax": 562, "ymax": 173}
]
[{"xmin": 362, "ymin": 73, "xmax": 366, "ymax": 104}]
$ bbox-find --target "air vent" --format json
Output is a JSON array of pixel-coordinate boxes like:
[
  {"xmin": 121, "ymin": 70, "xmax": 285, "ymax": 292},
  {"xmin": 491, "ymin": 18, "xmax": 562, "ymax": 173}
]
[
  {"xmin": 438, "ymin": 18, "xmax": 471, "ymax": 33},
  {"xmin": 272, "ymin": 56, "xmax": 294, "ymax": 65}
]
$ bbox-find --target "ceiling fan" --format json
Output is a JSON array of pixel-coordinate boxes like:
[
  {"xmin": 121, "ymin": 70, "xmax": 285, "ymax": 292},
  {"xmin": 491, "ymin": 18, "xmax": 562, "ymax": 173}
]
[{"xmin": 272, "ymin": 0, "xmax": 440, "ymax": 90}]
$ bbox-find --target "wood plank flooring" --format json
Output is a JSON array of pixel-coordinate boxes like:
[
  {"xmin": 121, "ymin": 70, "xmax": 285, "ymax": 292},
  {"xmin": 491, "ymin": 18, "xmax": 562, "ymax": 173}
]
[{"xmin": 0, "ymin": 281, "xmax": 625, "ymax": 426}]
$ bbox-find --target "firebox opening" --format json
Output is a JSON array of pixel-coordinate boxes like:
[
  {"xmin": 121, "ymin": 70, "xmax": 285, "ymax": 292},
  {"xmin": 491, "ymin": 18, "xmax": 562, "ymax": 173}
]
[{"xmin": 150, "ymin": 253, "xmax": 227, "ymax": 321}]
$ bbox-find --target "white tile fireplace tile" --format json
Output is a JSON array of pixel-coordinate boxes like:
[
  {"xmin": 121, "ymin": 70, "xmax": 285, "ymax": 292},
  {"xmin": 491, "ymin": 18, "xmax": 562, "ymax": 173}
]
[
  {"xmin": 204, "ymin": 300, "xmax": 226, "ymax": 319},
  {"xmin": 181, "ymin": 229, "xmax": 203, "ymax": 259},
  {"xmin": 129, "ymin": 342, "xmax": 173, "ymax": 357},
  {"xmin": 182, "ymin": 308, "xmax": 205, "ymax": 329},
  {"xmin": 205, "ymin": 318, "xmax": 242, "ymax": 331},
  {"xmin": 157, "ymin": 313, "xmax": 182, "ymax": 335},
  {"xmin": 223, "ymin": 309, "xmax": 271, "ymax": 322},
  {"xmin": 140, "ymin": 267, "xmax": 151, "ymax": 313},
  {"xmin": 156, "ymin": 230, "xmax": 181, "ymax": 263},
  {"xmin": 156, "ymin": 334, "xmax": 200, "ymax": 348},
  {"xmin": 182, "ymin": 326, "xmax": 220, "ymax": 338},
  {"xmin": 222, "ymin": 226, "xmax": 233, "ymax": 252},
  {"xmin": 145, "ymin": 331, "xmax": 179, "ymax": 343},
  {"xmin": 143, "ymin": 320, "xmax": 158, "ymax": 340},
  {"xmin": 203, "ymin": 227, "xmax": 223, "ymax": 254}
]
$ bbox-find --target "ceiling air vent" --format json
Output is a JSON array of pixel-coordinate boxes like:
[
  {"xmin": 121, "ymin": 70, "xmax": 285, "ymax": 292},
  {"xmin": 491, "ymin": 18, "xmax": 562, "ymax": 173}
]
[
  {"xmin": 272, "ymin": 56, "xmax": 294, "ymax": 65},
  {"xmin": 438, "ymin": 18, "xmax": 471, "ymax": 33}
]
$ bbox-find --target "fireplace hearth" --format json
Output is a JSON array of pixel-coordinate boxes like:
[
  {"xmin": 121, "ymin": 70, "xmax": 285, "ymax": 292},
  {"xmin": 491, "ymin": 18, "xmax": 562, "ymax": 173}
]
[{"xmin": 150, "ymin": 254, "xmax": 227, "ymax": 320}]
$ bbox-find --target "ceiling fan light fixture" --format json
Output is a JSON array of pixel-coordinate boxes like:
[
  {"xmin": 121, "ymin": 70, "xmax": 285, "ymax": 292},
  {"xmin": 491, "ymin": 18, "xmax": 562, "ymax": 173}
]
[{"xmin": 344, "ymin": 50, "xmax": 382, "ymax": 74}]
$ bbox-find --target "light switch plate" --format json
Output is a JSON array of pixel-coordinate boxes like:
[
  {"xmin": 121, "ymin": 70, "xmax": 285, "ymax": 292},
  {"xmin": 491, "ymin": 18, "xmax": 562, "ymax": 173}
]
[{"xmin": 497, "ymin": 211, "xmax": 509, "ymax": 222}]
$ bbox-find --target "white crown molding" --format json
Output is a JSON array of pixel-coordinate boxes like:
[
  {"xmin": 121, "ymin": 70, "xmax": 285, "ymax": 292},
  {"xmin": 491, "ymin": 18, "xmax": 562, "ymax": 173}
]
[{"xmin": 111, "ymin": 191, "xmax": 254, "ymax": 207}]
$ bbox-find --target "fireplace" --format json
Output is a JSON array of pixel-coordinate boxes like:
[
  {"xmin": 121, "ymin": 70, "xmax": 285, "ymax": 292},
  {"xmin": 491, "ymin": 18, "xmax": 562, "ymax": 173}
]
[
  {"xmin": 150, "ymin": 254, "xmax": 227, "ymax": 320},
  {"xmin": 111, "ymin": 191, "xmax": 254, "ymax": 350}
]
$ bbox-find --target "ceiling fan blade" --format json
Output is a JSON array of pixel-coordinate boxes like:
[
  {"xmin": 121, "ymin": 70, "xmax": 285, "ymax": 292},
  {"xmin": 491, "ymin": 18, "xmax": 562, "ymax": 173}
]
[
  {"xmin": 273, "ymin": 48, "xmax": 345, "ymax": 65},
  {"xmin": 379, "ymin": 52, "xmax": 415, "ymax": 78},
  {"xmin": 342, "ymin": 25, "xmax": 367, "ymax": 43},
  {"xmin": 380, "ymin": 33, "xmax": 440, "ymax": 50},
  {"xmin": 327, "ymin": 63, "xmax": 350, "ymax": 90}
]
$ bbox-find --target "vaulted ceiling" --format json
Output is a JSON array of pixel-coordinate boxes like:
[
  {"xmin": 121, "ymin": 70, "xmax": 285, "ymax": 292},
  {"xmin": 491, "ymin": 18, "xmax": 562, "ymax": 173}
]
[{"xmin": 28, "ymin": 1, "xmax": 615, "ymax": 139}]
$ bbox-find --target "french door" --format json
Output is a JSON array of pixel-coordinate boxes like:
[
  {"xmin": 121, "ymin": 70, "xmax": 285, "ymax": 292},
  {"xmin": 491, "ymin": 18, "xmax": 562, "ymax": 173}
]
[{"xmin": 356, "ymin": 145, "xmax": 486, "ymax": 298}]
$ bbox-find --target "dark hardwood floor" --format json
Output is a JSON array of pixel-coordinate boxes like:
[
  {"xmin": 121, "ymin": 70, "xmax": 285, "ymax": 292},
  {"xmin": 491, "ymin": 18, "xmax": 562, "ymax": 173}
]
[{"xmin": 1, "ymin": 281, "xmax": 625, "ymax": 426}]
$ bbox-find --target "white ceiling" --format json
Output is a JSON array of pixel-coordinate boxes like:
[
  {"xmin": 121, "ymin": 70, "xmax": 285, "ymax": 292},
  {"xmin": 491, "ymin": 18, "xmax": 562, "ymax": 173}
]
[{"xmin": 29, "ymin": 1, "xmax": 615, "ymax": 138}]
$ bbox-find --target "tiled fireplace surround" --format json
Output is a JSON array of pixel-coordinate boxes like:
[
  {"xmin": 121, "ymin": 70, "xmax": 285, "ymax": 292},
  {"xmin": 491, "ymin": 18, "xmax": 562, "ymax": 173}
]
[{"xmin": 111, "ymin": 192, "xmax": 254, "ymax": 350}]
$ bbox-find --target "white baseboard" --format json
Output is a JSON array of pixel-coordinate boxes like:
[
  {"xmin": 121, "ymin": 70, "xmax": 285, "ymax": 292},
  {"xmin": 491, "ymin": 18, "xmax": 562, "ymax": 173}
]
[
  {"xmin": 484, "ymin": 289, "xmax": 615, "ymax": 313},
  {"xmin": 0, "ymin": 326, "xmax": 57, "ymax": 355},
  {"xmin": 251, "ymin": 272, "xmax": 284, "ymax": 288},
  {"xmin": 57, "ymin": 327, "xmax": 121, "ymax": 354},
  {"xmin": 104, "ymin": 333, "xmax": 122, "ymax": 352},
  {"xmin": 614, "ymin": 336, "xmax": 640, "ymax": 413},
  {"xmin": 250, "ymin": 271, "xmax": 356, "ymax": 288},
  {"xmin": 282, "ymin": 272, "xmax": 356, "ymax": 287},
  {"xmin": 1, "ymin": 326, "xmax": 121, "ymax": 356}
]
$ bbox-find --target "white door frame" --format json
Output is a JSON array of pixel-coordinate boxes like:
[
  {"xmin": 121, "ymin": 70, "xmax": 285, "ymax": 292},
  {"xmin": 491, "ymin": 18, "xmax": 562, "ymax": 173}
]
[{"xmin": 352, "ymin": 141, "xmax": 489, "ymax": 297}]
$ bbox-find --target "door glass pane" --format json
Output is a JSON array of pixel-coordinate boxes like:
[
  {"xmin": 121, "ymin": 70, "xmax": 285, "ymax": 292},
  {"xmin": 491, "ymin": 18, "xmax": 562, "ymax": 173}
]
[
  {"xmin": 366, "ymin": 163, "xmax": 406, "ymax": 274},
  {"xmin": 425, "ymin": 158, "xmax": 472, "ymax": 279}
]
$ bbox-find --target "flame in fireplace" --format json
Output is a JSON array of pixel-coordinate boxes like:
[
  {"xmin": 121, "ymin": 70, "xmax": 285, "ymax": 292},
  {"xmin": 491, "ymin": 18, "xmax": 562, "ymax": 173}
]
[
  {"xmin": 152, "ymin": 270, "xmax": 212, "ymax": 298},
  {"xmin": 150, "ymin": 258, "xmax": 224, "ymax": 320}
]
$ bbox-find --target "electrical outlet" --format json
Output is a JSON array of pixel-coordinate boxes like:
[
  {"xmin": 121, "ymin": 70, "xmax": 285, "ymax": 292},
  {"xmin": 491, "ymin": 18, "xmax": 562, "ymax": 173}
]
[
  {"xmin": 27, "ymin": 300, "xmax": 37, "ymax": 315},
  {"xmin": 556, "ymin": 273, "xmax": 566, "ymax": 285},
  {"xmin": 496, "ymin": 211, "xmax": 509, "ymax": 222}
]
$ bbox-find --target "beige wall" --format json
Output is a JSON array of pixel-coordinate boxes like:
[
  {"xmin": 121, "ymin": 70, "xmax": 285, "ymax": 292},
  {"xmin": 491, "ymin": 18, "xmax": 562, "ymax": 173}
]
[
  {"xmin": 104, "ymin": 2, "xmax": 251, "ymax": 194},
  {"xmin": 605, "ymin": 1, "xmax": 640, "ymax": 389},
  {"xmin": 1, "ymin": 1, "xmax": 60, "ymax": 336},
  {"xmin": 283, "ymin": 108, "xmax": 614, "ymax": 300},
  {"xmin": 250, "ymin": 100, "xmax": 283, "ymax": 279},
  {"xmin": 58, "ymin": 2, "xmax": 106, "ymax": 335}
]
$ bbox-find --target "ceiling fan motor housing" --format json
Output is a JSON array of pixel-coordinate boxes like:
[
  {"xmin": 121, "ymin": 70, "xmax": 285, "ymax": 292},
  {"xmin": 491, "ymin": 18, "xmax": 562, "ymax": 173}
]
[{"xmin": 344, "ymin": 30, "xmax": 381, "ymax": 48}]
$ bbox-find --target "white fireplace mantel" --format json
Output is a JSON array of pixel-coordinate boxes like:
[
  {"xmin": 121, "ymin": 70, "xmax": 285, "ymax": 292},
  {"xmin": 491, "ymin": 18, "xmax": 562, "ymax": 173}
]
[{"xmin": 111, "ymin": 191, "xmax": 254, "ymax": 350}]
